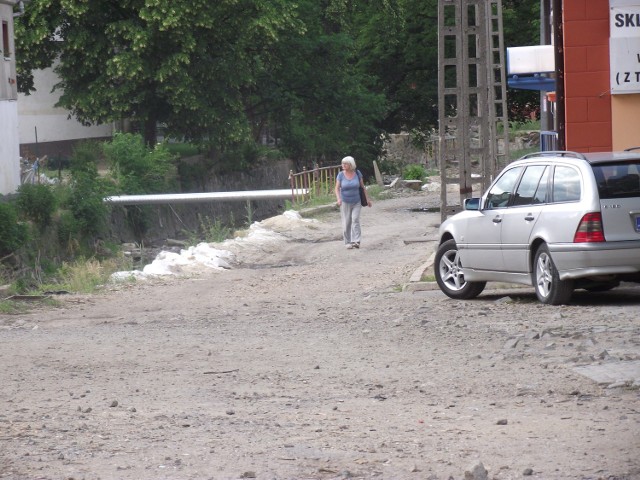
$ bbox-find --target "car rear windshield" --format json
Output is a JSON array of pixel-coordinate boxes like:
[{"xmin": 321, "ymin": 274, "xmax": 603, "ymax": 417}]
[{"xmin": 592, "ymin": 161, "xmax": 640, "ymax": 199}]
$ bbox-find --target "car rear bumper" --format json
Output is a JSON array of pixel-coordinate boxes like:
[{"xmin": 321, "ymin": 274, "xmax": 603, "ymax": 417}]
[{"xmin": 549, "ymin": 241, "xmax": 640, "ymax": 280}]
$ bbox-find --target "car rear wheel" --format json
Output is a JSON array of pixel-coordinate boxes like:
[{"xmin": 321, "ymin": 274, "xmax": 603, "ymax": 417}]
[
  {"xmin": 435, "ymin": 239, "xmax": 486, "ymax": 300},
  {"xmin": 533, "ymin": 244, "xmax": 574, "ymax": 305}
]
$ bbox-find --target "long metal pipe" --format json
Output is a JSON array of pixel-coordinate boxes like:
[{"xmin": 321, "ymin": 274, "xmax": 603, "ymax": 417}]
[{"xmin": 104, "ymin": 189, "xmax": 308, "ymax": 205}]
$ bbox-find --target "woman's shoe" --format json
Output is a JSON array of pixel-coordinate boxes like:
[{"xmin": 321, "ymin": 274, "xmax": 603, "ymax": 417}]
[{"xmin": 353, "ymin": 242, "xmax": 360, "ymax": 249}]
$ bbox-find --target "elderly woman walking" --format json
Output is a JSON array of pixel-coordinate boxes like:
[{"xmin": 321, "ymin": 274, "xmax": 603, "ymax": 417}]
[{"xmin": 335, "ymin": 156, "xmax": 372, "ymax": 249}]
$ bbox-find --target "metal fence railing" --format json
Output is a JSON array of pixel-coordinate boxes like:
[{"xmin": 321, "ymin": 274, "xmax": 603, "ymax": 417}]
[{"xmin": 288, "ymin": 164, "xmax": 341, "ymax": 205}]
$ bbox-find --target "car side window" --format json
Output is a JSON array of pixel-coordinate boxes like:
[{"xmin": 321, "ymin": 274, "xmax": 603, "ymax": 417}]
[
  {"xmin": 532, "ymin": 166, "xmax": 549, "ymax": 204},
  {"xmin": 485, "ymin": 166, "xmax": 523, "ymax": 209},
  {"xmin": 512, "ymin": 165, "xmax": 548, "ymax": 206},
  {"xmin": 552, "ymin": 166, "xmax": 581, "ymax": 202}
]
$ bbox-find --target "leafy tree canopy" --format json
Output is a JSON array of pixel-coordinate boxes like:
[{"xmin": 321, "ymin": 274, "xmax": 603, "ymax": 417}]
[
  {"xmin": 16, "ymin": 0, "xmax": 305, "ymax": 148},
  {"xmin": 15, "ymin": 0, "xmax": 541, "ymax": 168}
]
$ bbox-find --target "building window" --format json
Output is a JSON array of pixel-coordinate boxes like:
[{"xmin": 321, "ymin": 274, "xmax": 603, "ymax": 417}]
[{"xmin": 2, "ymin": 21, "xmax": 9, "ymax": 59}]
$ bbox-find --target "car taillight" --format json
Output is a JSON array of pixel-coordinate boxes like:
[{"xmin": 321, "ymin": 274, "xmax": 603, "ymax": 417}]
[{"xmin": 573, "ymin": 212, "xmax": 605, "ymax": 242}]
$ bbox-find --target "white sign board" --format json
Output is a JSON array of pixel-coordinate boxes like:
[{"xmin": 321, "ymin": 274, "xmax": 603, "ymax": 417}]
[
  {"xmin": 610, "ymin": 5, "xmax": 640, "ymax": 94},
  {"xmin": 507, "ymin": 45, "xmax": 555, "ymax": 74}
]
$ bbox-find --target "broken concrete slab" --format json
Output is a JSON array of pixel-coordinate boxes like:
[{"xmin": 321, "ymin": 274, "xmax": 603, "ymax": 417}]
[{"xmin": 573, "ymin": 360, "xmax": 640, "ymax": 386}]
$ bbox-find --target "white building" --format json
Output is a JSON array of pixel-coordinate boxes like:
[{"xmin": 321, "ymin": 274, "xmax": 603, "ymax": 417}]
[
  {"xmin": 2, "ymin": 0, "xmax": 114, "ymax": 192},
  {"xmin": 0, "ymin": 0, "xmax": 20, "ymax": 195},
  {"xmin": 18, "ymin": 64, "xmax": 114, "ymax": 160}
]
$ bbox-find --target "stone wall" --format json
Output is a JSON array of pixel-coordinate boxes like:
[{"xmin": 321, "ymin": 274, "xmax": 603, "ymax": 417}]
[{"xmin": 108, "ymin": 158, "xmax": 295, "ymax": 245}]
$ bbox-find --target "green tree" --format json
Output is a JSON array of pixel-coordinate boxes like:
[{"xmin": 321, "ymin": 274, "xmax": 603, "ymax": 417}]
[
  {"xmin": 14, "ymin": 0, "xmax": 541, "ymax": 169},
  {"xmin": 104, "ymin": 133, "xmax": 176, "ymax": 194},
  {"xmin": 353, "ymin": 0, "xmax": 439, "ymax": 134},
  {"xmin": 15, "ymin": 0, "xmax": 302, "ymax": 147},
  {"xmin": 249, "ymin": 0, "xmax": 388, "ymax": 167}
]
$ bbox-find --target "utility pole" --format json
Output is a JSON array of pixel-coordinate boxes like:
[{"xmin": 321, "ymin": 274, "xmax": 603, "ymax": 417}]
[{"xmin": 437, "ymin": 0, "xmax": 509, "ymax": 219}]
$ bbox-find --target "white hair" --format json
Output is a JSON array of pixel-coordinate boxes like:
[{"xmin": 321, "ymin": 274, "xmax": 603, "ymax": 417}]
[{"xmin": 341, "ymin": 156, "xmax": 356, "ymax": 169}]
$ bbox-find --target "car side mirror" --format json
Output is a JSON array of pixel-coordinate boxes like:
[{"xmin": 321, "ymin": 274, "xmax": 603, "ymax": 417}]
[{"xmin": 464, "ymin": 197, "xmax": 480, "ymax": 211}]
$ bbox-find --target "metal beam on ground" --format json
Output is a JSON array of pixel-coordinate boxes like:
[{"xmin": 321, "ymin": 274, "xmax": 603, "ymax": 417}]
[{"xmin": 104, "ymin": 189, "xmax": 309, "ymax": 205}]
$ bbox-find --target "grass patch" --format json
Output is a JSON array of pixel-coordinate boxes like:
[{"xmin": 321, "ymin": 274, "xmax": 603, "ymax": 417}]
[
  {"xmin": 183, "ymin": 214, "xmax": 237, "ymax": 245},
  {"xmin": 195, "ymin": 214, "xmax": 236, "ymax": 243},
  {"xmin": 421, "ymin": 273, "xmax": 436, "ymax": 282},
  {"xmin": 55, "ymin": 259, "xmax": 108, "ymax": 293},
  {"xmin": 0, "ymin": 297, "xmax": 60, "ymax": 315},
  {"xmin": 42, "ymin": 256, "xmax": 133, "ymax": 294},
  {"xmin": 0, "ymin": 299, "xmax": 29, "ymax": 314}
]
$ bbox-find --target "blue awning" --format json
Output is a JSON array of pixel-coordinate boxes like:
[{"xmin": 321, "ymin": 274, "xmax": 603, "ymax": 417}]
[{"xmin": 507, "ymin": 75, "xmax": 556, "ymax": 91}]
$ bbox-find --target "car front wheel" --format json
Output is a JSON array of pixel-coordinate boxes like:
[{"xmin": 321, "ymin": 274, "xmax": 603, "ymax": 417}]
[
  {"xmin": 533, "ymin": 244, "xmax": 574, "ymax": 305},
  {"xmin": 434, "ymin": 239, "xmax": 486, "ymax": 300}
]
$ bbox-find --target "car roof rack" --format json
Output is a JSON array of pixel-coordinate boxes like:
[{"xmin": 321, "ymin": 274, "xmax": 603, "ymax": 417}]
[
  {"xmin": 520, "ymin": 150, "xmax": 588, "ymax": 160},
  {"xmin": 624, "ymin": 146, "xmax": 640, "ymax": 152}
]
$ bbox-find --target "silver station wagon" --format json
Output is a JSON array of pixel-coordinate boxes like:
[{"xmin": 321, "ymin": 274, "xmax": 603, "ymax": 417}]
[{"xmin": 435, "ymin": 150, "xmax": 640, "ymax": 304}]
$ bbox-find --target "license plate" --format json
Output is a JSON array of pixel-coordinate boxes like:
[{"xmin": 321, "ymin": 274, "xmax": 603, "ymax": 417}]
[{"xmin": 637, "ymin": 216, "xmax": 640, "ymax": 231}]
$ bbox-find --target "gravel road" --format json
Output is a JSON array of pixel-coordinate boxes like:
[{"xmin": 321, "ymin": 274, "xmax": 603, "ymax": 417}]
[{"xmin": 1, "ymin": 190, "xmax": 639, "ymax": 480}]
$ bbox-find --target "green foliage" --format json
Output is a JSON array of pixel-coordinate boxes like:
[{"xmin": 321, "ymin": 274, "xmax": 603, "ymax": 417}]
[
  {"xmin": 510, "ymin": 119, "xmax": 541, "ymax": 132},
  {"xmin": 57, "ymin": 259, "xmax": 106, "ymax": 293},
  {"xmin": 69, "ymin": 140, "xmax": 101, "ymax": 177},
  {"xmin": 104, "ymin": 133, "xmax": 176, "ymax": 194},
  {"xmin": 15, "ymin": 0, "xmax": 303, "ymax": 146},
  {"xmin": 261, "ymin": 1, "xmax": 389, "ymax": 167},
  {"xmin": 216, "ymin": 141, "xmax": 261, "ymax": 173},
  {"xmin": 102, "ymin": 133, "xmax": 176, "ymax": 239},
  {"xmin": 197, "ymin": 215, "xmax": 235, "ymax": 243},
  {"xmin": 353, "ymin": 0, "xmax": 439, "ymax": 134},
  {"xmin": 14, "ymin": 0, "xmax": 542, "ymax": 174},
  {"xmin": 0, "ymin": 202, "xmax": 28, "ymax": 257},
  {"xmin": 56, "ymin": 210, "xmax": 81, "ymax": 253},
  {"xmin": 403, "ymin": 164, "xmax": 427, "ymax": 181},
  {"xmin": 0, "ymin": 299, "xmax": 33, "ymax": 315},
  {"xmin": 365, "ymin": 184, "xmax": 388, "ymax": 200},
  {"xmin": 68, "ymin": 176, "xmax": 109, "ymax": 238},
  {"xmin": 16, "ymin": 183, "xmax": 57, "ymax": 228},
  {"xmin": 176, "ymin": 158, "xmax": 212, "ymax": 191},
  {"xmin": 165, "ymin": 142, "xmax": 201, "ymax": 158}
]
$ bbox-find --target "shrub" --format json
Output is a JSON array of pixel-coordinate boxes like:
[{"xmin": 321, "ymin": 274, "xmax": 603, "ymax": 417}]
[
  {"xmin": 403, "ymin": 164, "xmax": 427, "ymax": 181},
  {"xmin": 58, "ymin": 259, "xmax": 105, "ymax": 293},
  {"xmin": 217, "ymin": 141, "xmax": 261, "ymax": 173},
  {"xmin": 199, "ymin": 214, "xmax": 234, "ymax": 243},
  {"xmin": 104, "ymin": 133, "xmax": 176, "ymax": 194},
  {"xmin": 70, "ymin": 140, "xmax": 101, "ymax": 177},
  {"xmin": 65, "ymin": 142, "xmax": 112, "ymax": 241},
  {"xmin": 67, "ymin": 174, "xmax": 110, "ymax": 239},
  {"xmin": 56, "ymin": 210, "xmax": 81, "ymax": 253},
  {"xmin": 16, "ymin": 183, "xmax": 57, "ymax": 228},
  {"xmin": 0, "ymin": 202, "xmax": 28, "ymax": 257}
]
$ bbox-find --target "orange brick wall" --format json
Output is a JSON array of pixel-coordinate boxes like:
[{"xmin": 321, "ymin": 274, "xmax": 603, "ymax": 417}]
[{"xmin": 563, "ymin": 0, "xmax": 612, "ymax": 152}]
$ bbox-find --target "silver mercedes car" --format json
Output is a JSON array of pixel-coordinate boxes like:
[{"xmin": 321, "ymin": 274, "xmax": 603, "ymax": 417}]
[{"xmin": 435, "ymin": 149, "xmax": 640, "ymax": 304}]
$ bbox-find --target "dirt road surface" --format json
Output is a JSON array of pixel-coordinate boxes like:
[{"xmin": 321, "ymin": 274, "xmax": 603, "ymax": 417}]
[{"xmin": 1, "ymin": 191, "xmax": 639, "ymax": 480}]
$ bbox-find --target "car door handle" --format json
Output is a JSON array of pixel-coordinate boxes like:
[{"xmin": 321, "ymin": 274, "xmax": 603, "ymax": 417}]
[
  {"xmin": 524, "ymin": 214, "xmax": 535, "ymax": 221},
  {"xmin": 492, "ymin": 216, "xmax": 502, "ymax": 224}
]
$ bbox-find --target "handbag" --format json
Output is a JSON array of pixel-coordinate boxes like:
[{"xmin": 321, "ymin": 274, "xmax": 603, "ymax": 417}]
[
  {"xmin": 357, "ymin": 170, "xmax": 368, "ymax": 206},
  {"xmin": 359, "ymin": 185, "xmax": 367, "ymax": 206}
]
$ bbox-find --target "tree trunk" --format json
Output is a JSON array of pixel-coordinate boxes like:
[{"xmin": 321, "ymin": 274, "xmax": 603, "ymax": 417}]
[{"xmin": 143, "ymin": 117, "xmax": 157, "ymax": 147}]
